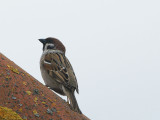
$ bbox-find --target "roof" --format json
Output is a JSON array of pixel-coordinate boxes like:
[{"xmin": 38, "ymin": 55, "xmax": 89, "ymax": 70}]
[{"xmin": 0, "ymin": 53, "xmax": 90, "ymax": 120}]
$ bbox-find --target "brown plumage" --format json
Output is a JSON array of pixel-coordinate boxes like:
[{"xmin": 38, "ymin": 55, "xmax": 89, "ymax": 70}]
[{"xmin": 39, "ymin": 37, "xmax": 82, "ymax": 114}]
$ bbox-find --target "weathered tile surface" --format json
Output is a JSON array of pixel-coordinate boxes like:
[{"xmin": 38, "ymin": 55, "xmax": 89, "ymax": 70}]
[{"xmin": 0, "ymin": 53, "xmax": 90, "ymax": 120}]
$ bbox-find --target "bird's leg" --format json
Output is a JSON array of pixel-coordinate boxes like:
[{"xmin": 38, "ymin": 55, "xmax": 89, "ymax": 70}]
[
  {"xmin": 45, "ymin": 85, "xmax": 51, "ymax": 89},
  {"xmin": 66, "ymin": 96, "xmax": 73, "ymax": 109},
  {"xmin": 67, "ymin": 96, "xmax": 70, "ymax": 104}
]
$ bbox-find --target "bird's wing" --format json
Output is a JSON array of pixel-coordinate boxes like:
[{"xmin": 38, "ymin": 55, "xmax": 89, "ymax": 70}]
[
  {"xmin": 42, "ymin": 51, "xmax": 78, "ymax": 92},
  {"xmin": 65, "ymin": 57, "xmax": 79, "ymax": 93}
]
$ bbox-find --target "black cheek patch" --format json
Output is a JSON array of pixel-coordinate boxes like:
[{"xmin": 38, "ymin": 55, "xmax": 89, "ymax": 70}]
[{"xmin": 47, "ymin": 45, "xmax": 54, "ymax": 49}]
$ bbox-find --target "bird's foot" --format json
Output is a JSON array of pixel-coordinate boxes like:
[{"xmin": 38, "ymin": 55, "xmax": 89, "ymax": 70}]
[{"xmin": 45, "ymin": 85, "xmax": 50, "ymax": 89}]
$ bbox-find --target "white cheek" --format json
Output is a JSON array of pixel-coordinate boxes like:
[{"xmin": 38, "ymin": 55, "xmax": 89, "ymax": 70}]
[{"xmin": 44, "ymin": 60, "xmax": 51, "ymax": 65}]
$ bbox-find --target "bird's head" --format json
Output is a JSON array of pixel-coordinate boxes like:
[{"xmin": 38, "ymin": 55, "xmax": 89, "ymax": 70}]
[{"xmin": 39, "ymin": 37, "xmax": 66, "ymax": 53}]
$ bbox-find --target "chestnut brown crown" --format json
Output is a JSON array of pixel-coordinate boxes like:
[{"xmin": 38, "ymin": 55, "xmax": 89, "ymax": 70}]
[{"xmin": 39, "ymin": 37, "xmax": 66, "ymax": 53}]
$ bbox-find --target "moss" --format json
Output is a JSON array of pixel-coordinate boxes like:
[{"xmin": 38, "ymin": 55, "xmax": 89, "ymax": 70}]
[
  {"xmin": 0, "ymin": 106, "xmax": 23, "ymax": 120},
  {"xmin": 26, "ymin": 91, "xmax": 32, "ymax": 95},
  {"xmin": 22, "ymin": 81, "xmax": 27, "ymax": 86},
  {"xmin": 33, "ymin": 110, "xmax": 39, "ymax": 117},
  {"xmin": 41, "ymin": 102, "xmax": 46, "ymax": 104},
  {"xmin": 7, "ymin": 65, "xmax": 19, "ymax": 74}
]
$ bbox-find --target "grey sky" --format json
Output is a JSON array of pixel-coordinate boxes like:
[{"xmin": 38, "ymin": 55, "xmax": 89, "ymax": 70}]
[{"xmin": 0, "ymin": 0, "xmax": 160, "ymax": 120}]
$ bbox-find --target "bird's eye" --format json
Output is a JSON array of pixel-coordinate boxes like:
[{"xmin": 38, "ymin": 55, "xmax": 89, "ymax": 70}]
[{"xmin": 47, "ymin": 45, "xmax": 54, "ymax": 49}]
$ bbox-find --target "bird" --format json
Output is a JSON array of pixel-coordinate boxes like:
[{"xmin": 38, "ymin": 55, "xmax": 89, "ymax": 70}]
[{"xmin": 39, "ymin": 37, "xmax": 82, "ymax": 114}]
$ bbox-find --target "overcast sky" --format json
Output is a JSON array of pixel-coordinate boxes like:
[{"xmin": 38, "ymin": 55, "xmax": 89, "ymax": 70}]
[{"xmin": 0, "ymin": 0, "xmax": 160, "ymax": 120}]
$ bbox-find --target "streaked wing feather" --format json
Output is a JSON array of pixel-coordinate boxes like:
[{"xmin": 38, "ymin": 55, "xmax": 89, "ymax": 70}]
[
  {"xmin": 65, "ymin": 58, "xmax": 79, "ymax": 93},
  {"xmin": 43, "ymin": 52, "xmax": 78, "ymax": 90}
]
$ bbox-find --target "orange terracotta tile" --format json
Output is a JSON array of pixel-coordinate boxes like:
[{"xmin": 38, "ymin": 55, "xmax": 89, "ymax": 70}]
[{"xmin": 0, "ymin": 53, "xmax": 90, "ymax": 120}]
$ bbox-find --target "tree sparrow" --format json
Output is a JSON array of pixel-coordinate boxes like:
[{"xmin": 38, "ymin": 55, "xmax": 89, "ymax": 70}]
[{"xmin": 39, "ymin": 37, "xmax": 82, "ymax": 114}]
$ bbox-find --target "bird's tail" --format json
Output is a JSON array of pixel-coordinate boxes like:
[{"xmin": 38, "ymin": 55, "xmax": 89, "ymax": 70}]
[
  {"xmin": 68, "ymin": 91, "xmax": 82, "ymax": 114},
  {"xmin": 62, "ymin": 86, "xmax": 82, "ymax": 114}
]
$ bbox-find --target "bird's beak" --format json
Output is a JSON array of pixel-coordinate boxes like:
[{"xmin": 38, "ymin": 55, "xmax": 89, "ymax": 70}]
[{"xmin": 38, "ymin": 39, "xmax": 46, "ymax": 44}]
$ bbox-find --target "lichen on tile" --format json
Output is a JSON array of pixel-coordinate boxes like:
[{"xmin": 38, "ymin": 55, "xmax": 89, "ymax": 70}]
[
  {"xmin": 0, "ymin": 106, "xmax": 23, "ymax": 120},
  {"xmin": 7, "ymin": 65, "xmax": 19, "ymax": 74},
  {"xmin": 26, "ymin": 91, "xmax": 32, "ymax": 95},
  {"xmin": 33, "ymin": 110, "xmax": 39, "ymax": 117}
]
